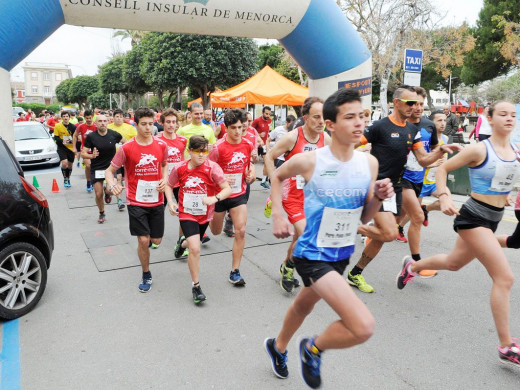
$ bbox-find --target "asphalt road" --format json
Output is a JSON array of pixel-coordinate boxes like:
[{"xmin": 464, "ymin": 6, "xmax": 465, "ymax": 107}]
[{"xmin": 1, "ymin": 166, "xmax": 520, "ymax": 390}]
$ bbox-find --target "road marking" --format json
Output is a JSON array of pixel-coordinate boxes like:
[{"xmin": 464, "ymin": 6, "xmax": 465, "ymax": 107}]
[{"xmin": 0, "ymin": 319, "xmax": 21, "ymax": 390}]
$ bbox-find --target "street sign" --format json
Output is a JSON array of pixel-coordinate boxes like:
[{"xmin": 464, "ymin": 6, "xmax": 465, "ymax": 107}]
[
  {"xmin": 404, "ymin": 72, "xmax": 421, "ymax": 87},
  {"xmin": 404, "ymin": 48, "xmax": 423, "ymax": 73}
]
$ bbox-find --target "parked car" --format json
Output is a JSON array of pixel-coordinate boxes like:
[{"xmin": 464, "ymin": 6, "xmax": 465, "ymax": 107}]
[
  {"xmin": 14, "ymin": 121, "xmax": 60, "ymax": 168},
  {"xmin": 12, "ymin": 106, "xmax": 27, "ymax": 121},
  {"xmin": 0, "ymin": 136, "xmax": 54, "ymax": 319}
]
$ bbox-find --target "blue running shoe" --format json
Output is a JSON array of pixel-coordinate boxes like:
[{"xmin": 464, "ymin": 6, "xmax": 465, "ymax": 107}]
[
  {"xmin": 139, "ymin": 273, "xmax": 152, "ymax": 293},
  {"xmin": 298, "ymin": 337, "xmax": 322, "ymax": 389},
  {"xmin": 229, "ymin": 269, "xmax": 246, "ymax": 286},
  {"xmin": 264, "ymin": 338, "xmax": 288, "ymax": 379}
]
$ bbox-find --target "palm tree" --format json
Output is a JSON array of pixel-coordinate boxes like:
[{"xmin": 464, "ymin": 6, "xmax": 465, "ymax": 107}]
[{"xmin": 112, "ymin": 30, "xmax": 147, "ymax": 47}]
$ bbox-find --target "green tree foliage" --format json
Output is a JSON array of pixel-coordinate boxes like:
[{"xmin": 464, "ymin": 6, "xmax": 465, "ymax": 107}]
[
  {"xmin": 99, "ymin": 57, "xmax": 126, "ymax": 95},
  {"xmin": 68, "ymin": 76, "xmax": 100, "ymax": 108},
  {"xmin": 461, "ymin": 0, "xmax": 520, "ymax": 85},
  {"xmin": 87, "ymin": 91, "xmax": 111, "ymax": 109},
  {"xmin": 258, "ymin": 44, "xmax": 283, "ymax": 69},
  {"xmin": 123, "ymin": 45, "xmax": 150, "ymax": 96},
  {"xmin": 55, "ymin": 78, "xmax": 74, "ymax": 104},
  {"xmin": 144, "ymin": 34, "xmax": 258, "ymax": 108}
]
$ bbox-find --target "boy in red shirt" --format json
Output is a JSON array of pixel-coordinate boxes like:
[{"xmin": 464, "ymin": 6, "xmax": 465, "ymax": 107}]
[
  {"xmin": 73, "ymin": 110, "xmax": 98, "ymax": 192},
  {"xmin": 209, "ymin": 109, "xmax": 256, "ymax": 285},
  {"xmin": 165, "ymin": 135, "xmax": 231, "ymax": 304},
  {"xmin": 106, "ymin": 108, "xmax": 169, "ymax": 293}
]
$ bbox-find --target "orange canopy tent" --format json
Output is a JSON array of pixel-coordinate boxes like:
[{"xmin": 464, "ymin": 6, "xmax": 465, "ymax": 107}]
[{"xmin": 188, "ymin": 66, "xmax": 309, "ymax": 108}]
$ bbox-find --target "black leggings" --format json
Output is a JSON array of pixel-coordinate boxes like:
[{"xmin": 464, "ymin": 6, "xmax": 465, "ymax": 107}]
[{"xmin": 506, "ymin": 210, "xmax": 520, "ymax": 249}]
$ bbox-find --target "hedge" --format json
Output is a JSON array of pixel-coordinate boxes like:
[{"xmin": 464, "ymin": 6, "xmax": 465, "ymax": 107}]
[{"xmin": 12, "ymin": 102, "xmax": 62, "ymax": 115}]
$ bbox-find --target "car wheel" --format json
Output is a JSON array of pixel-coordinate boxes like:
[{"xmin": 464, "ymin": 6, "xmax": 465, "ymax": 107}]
[{"xmin": 0, "ymin": 242, "xmax": 48, "ymax": 320}]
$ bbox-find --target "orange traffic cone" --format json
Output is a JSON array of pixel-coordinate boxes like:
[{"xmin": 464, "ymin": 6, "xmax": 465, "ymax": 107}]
[{"xmin": 51, "ymin": 178, "xmax": 60, "ymax": 193}]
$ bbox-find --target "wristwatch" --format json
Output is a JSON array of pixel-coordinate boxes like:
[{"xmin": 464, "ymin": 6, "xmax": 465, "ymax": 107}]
[{"xmin": 215, "ymin": 194, "xmax": 221, "ymax": 201}]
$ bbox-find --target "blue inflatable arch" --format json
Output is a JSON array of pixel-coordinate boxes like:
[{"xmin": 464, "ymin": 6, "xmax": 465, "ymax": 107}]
[{"xmin": 0, "ymin": 0, "xmax": 372, "ymax": 147}]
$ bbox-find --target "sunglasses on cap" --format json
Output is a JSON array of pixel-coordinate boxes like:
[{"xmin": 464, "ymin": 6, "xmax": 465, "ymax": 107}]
[
  {"xmin": 190, "ymin": 149, "xmax": 209, "ymax": 155},
  {"xmin": 397, "ymin": 98, "xmax": 418, "ymax": 106}
]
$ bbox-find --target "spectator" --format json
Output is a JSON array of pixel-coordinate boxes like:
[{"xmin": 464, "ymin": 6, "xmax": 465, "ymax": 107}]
[{"xmin": 442, "ymin": 105, "xmax": 459, "ymax": 144}]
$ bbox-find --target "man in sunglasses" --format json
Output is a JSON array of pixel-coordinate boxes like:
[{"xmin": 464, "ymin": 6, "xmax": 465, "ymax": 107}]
[{"xmin": 346, "ymin": 85, "xmax": 460, "ymax": 293}]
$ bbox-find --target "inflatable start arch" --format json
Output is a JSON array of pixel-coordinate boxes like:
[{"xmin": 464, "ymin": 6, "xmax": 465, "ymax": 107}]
[{"xmin": 0, "ymin": 0, "xmax": 372, "ymax": 147}]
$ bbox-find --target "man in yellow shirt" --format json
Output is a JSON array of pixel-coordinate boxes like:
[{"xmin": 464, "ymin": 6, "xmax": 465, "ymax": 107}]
[
  {"xmin": 54, "ymin": 111, "xmax": 77, "ymax": 187},
  {"xmin": 178, "ymin": 103, "xmax": 216, "ymax": 151}
]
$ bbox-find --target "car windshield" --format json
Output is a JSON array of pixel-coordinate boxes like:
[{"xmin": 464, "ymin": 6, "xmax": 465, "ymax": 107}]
[{"xmin": 15, "ymin": 124, "xmax": 49, "ymax": 141}]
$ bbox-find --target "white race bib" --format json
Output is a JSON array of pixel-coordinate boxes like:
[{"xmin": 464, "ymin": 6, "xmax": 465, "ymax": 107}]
[
  {"xmin": 183, "ymin": 193, "xmax": 207, "ymax": 215},
  {"xmin": 382, "ymin": 194, "xmax": 397, "ymax": 214},
  {"xmin": 295, "ymin": 175, "xmax": 305, "ymax": 190},
  {"xmin": 95, "ymin": 170, "xmax": 105, "ymax": 179},
  {"xmin": 63, "ymin": 136, "xmax": 72, "ymax": 144},
  {"xmin": 135, "ymin": 180, "xmax": 159, "ymax": 203},
  {"xmin": 489, "ymin": 161, "xmax": 518, "ymax": 192},
  {"xmin": 405, "ymin": 154, "xmax": 423, "ymax": 172},
  {"xmin": 225, "ymin": 173, "xmax": 243, "ymax": 194},
  {"xmin": 316, "ymin": 207, "xmax": 363, "ymax": 247},
  {"xmin": 426, "ymin": 167, "xmax": 437, "ymax": 182}
]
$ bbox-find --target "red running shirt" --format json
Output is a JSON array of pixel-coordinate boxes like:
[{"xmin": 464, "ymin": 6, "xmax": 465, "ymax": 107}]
[
  {"xmin": 168, "ymin": 159, "xmax": 226, "ymax": 223},
  {"xmin": 156, "ymin": 132, "xmax": 188, "ymax": 187},
  {"xmin": 243, "ymin": 127, "xmax": 259, "ymax": 150},
  {"xmin": 76, "ymin": 123, "xmax": 97, "ymax": 148},
  {"xmin": 251, "ymin": 116, "xmax": 271, "ymax": 143},
  {"xmin": 111, "ymin": 137, "xmax": 168, "ymax": 207},
  {"xmin": 209, "ymin": 136, "xmax": 253, "ymax": 198},
  {"xmin": 283, "ymin": 127, "xmax": 326, "ymax": 203}
]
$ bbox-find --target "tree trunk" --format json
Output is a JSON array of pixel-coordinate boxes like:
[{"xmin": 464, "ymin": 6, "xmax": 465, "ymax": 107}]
[
  {"xmin": 166, "ymin": 91, "xmax": 177, "ymax": 108},
  {"xmin": 426, "ymin": 90, "xmax": 434, "ymax": 111},
  {"xmin": 201, "ymin": 86, "xmax": 210, "ymax": 109},
  {"xmin": 157, "ymin": 90, "xmax": 164, "ymax": 111}
]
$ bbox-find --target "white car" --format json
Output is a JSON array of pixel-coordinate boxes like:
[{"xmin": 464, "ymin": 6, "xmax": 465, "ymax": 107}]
[{"xmin": 14, "ymin": 122, "xmax": 60, "ymax": 168}]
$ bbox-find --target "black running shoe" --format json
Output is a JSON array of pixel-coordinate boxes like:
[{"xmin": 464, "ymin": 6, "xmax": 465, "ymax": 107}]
[
  {"xmin": 298, "ymin": 337, "xmax": 322, "ymax": 389},
  {"xmin": 174, "ymin": 236, "xmax": 186, "ymax": 258},
  {"xmin": 192, "ymin": 285, "xmax": 207, "ymax": 304},
  {"xmin": 223, "ymin": 215, "xmax": 235, "ymax": 237},
  {"xmin": 421, "ymin": 205, "xmax": 429, "ymax": 227},
  {"xmin": 280, "ymin": 263, "xmax": 295, "ymax": 293},
  {"xmin": 264, "ymin": 338, "xmax": 288, "ymax": 379},
  {"xmin": 201, "ymin": 233, "xmax": 210, "ymax": 244}
]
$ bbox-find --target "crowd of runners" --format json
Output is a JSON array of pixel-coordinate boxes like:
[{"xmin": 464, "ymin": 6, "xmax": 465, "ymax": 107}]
[{"xmin": 47, "ymin": 85, "xmax": 520, "ymax": 388}]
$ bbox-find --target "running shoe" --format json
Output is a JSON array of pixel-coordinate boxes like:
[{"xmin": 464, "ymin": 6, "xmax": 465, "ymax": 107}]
[
  {"xmin": 182, "ymin": 248, "xmax": 189, "ymax": 257},
  {"xmin": 174, "ymin": 236, "xmax": 186, "ymax": 258},
  {"xmin": 418, "ymin": 269, "xmax": 438, "ymax": 278},
  {"xmin": 264, "ymin": 197, "xmax": 272, "ymax": 218},
  {"xmin": 223, "ymin": 216, "xmax": 235, "ymax": 237},
  {"xmin": 76, "ymin": 161, "xmax": 80, "ymax": 168},
  {"xmin": 280, "ymin": 263, "xmax": 297, "ymax": 293},
  {"xmin": 138, "ymin": 273, "xmax": 152, "ymax": 293},
  {"xmin": 81, "ymin": 163, "xmax": 86, "ymax": 169},
  {"xmin": 396, "ymin": 225, "xmax": 408, "ymax": 243},
  {"xmin": 117, "ymin": 198, "xmax": 125, "ymax": 211},
  {"xmin": 97, "ymin": 212, "xmax": 105, "ymax": 224},
  {"xmin": 498, "ymin": 340, "xmax": 520, "ymax": 368},
  {"xmin": 298, "ymin": 337, "xmax": 322, "ymax": 389},
  {"xmin": 201, "ymin": 233, "xmax": 210, "ymax": 244},
  {"xmin": 347, "ymin": 271, "xmax": 374, "ymax": 293},
  {"xmin": 86, "ymin": 184, "xmax": 93, "ymax": 193},
  {"xmin": 104, "ymin": 192, "xmax": 112, "ymax": 204},
  {"xmin": 150, "ymin": 243, "xmax": 160, "ymax": 249},
  {"xmin": 421, "ymin": 205, "xmax": 429, "ymax": 227},
  {"xmin": 64, "ymin": 179, "xmax": 71, "ymax": 188},
  {"xmin": 264, "ymin": 338, "xmax": 288, "ymax": 379},
  {"xmin": 362, "ymin": 236, "xmax": 371, "ymax": 247},
  {"xmin": 229, "ymin": 269, "xmax": 246, "ymax": 286},
  {"xmin": 192, "ymin": 285, "xmax": 207, "ymax": 304},
  {"xmin": 397, "ymin": 255, "xmax": 416, "ymax": 290},
  {"xmin": 260, "ymin": 181, "xmax": 271, "ymax": 189}
]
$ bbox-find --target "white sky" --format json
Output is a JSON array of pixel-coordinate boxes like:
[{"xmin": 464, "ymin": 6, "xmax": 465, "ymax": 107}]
[{"xmin": 10, "ymin": 0, "xmax": 483, "ymax": 82}]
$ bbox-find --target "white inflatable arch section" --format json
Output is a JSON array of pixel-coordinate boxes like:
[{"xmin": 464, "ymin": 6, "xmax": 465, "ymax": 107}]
[{"xmin": 0, "ymin": 0, "xmax": 372, "ymax": 147}]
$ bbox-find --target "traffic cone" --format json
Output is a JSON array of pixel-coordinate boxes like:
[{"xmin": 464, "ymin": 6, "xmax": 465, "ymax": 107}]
[
  {"xmin": 51, "ymin": 178, "xmax": 60, "ymax": 193},
  {"xmin": 32, "ymin": 176, "xmax": 39, "ymax": 189}
]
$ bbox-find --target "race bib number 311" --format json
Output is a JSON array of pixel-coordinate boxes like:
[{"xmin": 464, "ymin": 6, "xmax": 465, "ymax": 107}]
[{"xmin": 316, "ymin": 207, "xmax": 362, "ymax": 247}]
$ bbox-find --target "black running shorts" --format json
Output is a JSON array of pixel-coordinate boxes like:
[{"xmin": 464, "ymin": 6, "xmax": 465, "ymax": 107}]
[
  {"xmin": 179, "ymin": 220, "xmax": 209, "ymax": 240},
  {"xmin": 215, "ymin": 193, "xmax": 248, "ymax": 213},
  {"xmin": 127, "ymin": 205, "xmax": 164, "ymax": 238},
  {"xmin": 293, "ymin": 256, "xmax": 350, "ymax": 288}
]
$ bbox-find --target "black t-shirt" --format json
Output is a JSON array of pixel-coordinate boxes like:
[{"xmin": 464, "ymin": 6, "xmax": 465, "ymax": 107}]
[
  {"xmin": 84, "ymin": 129, "xmax": 122, "ymax": 172},
  {"xmin": 363, "ymin": 116, "xmax": 422, "ymax": 183}
]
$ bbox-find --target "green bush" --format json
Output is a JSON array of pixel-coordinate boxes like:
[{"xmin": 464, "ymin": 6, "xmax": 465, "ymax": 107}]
[{"xmin": 12, "ymin": 102, "xmax": 62, "ymax": 115}]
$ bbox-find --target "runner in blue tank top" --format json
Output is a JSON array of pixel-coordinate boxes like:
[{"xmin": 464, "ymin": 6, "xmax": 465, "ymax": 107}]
[
  {"xmin": 398, "ymin": 101, "xmax": 520, "ymax": 369},
  {"xmin": 263, "ymin": 89, "xmax": 394, "ymax": 389}
]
